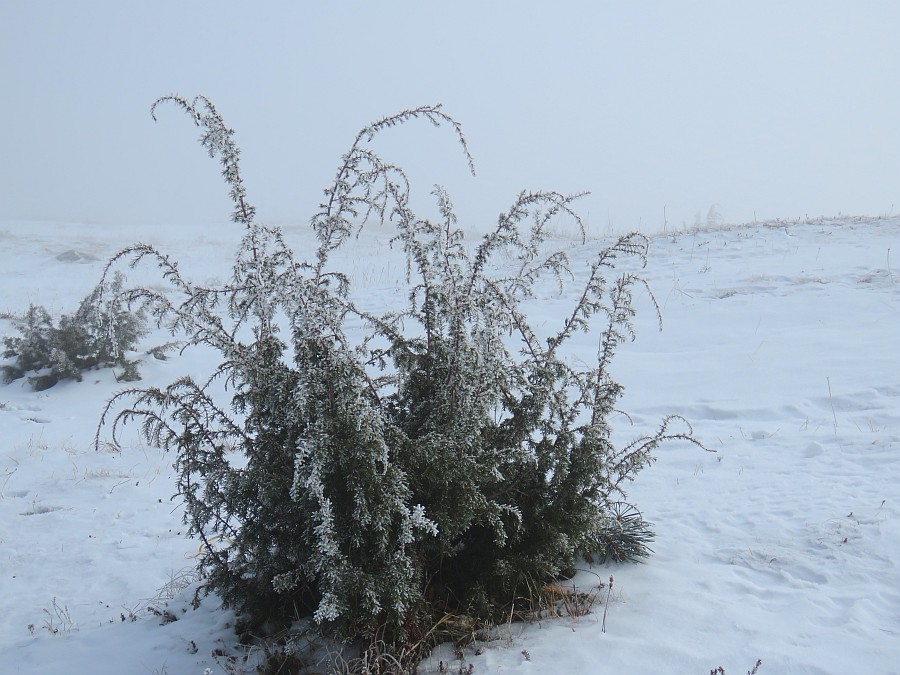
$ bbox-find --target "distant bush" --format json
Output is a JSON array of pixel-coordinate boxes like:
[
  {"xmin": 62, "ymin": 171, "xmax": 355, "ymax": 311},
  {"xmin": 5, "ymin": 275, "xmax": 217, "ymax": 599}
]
[
  {"xmin": 2, "ymin": 272, "xmax": 146, "ymax": 390},
  {"xmin": 98, "ymin": 95, "xmax": 704, "ymax": 656}
]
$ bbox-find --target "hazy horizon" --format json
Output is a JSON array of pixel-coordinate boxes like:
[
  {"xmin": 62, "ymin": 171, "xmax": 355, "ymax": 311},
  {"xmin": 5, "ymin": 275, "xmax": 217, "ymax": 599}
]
[{"xmin": 3, "ymin": 1, "xmax": 900, "ymax": 234}]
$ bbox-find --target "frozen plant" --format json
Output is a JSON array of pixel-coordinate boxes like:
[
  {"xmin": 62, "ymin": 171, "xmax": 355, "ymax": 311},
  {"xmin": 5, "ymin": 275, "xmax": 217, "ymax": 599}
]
[
  {"xmin": 2, "ymin": 271, "xmax": 146, "ymax": 390},
  {"xmin": 97, "ymin": 95, "xmax": 705, "ymax": 652}
]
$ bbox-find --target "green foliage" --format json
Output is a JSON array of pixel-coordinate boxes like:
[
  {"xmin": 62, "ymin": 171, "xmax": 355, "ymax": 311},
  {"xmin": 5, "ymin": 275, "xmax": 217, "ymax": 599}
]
[
  {"xmin": 2, "ymin": 272, "xmax": 146, "ymax": 390},
  {"xmin": 98, "ymin": 95, "xmax": 705, "ymax": 649}
]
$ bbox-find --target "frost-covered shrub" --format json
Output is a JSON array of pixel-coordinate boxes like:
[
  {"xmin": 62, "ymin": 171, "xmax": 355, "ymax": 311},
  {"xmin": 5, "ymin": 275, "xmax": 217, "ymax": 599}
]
[
  {"xmin": 2, "ymin": 272, "xmax": 145, "ymax": 390},
  {"xmin": 98, "ymin": 95, "xmax": 703, "ymax": 646}
]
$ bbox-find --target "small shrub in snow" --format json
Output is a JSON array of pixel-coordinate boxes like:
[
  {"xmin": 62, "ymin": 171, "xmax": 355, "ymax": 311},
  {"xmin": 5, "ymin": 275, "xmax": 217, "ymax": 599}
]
[
  {"xmin": 710, "ymin": 660, "xmax": 763, "ymax": 675},
  {"xmin": 2, "ymin": 272, "xmax": 146, "ymax": 390},
  {"xmin": 40, "ymin": 597, "xmax": 77, "ymax": 635},
  {"xmin": 98, "ymin": 95, "xmax": 703, "ymax": 648}
]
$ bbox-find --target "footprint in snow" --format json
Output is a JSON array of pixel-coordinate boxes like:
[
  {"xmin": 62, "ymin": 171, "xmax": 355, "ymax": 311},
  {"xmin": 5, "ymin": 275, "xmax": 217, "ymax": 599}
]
[{"xmin": 21, "ymin": 416, "xmax": 51, "ymax": 424}]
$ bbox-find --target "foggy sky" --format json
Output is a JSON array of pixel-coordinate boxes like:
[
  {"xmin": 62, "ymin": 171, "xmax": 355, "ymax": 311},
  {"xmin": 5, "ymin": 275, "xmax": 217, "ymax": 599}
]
[{"xmin": 3, "ymin": 1, "xmax": 899, "ymax": 234}]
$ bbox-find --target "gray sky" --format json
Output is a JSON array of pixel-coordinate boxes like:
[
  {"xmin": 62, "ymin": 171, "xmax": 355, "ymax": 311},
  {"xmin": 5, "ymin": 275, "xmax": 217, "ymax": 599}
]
[{"xmin": 3, "ymin": 1, "xmax": 900, "ymax": 233}]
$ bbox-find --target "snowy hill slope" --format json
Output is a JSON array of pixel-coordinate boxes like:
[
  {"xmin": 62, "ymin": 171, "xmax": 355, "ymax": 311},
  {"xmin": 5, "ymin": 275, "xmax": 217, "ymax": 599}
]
[{"xmin": 1, "ymin": 217, "xmax": 897, "ymax": 674}]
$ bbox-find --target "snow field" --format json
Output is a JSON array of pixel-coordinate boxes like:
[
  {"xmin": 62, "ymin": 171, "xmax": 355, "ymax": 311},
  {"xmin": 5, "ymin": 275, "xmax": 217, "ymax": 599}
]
[{"xmin": 1, "ymin": 217, "xmax": 897, "ymax": 673}]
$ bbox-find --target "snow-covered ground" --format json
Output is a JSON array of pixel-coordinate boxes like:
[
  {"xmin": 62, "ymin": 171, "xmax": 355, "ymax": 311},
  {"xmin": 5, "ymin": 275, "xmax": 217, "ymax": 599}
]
[{"xmin": 1, "ymin": 216, "xmax": 897, "ymax": 674}]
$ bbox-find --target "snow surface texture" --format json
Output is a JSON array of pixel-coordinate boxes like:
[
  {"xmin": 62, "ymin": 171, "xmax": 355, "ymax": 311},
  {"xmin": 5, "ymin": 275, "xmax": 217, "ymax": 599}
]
[{"xmin": 0, "ymin": 218, "xmax": 897, "ymax": 674}]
